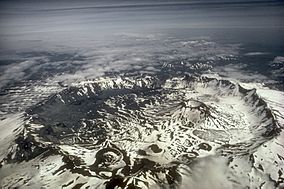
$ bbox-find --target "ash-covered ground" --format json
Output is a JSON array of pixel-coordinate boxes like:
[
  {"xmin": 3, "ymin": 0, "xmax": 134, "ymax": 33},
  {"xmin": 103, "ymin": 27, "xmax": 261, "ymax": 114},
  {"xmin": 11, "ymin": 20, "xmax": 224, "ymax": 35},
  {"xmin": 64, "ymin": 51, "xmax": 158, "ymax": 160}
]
[{"xmin": 0, "ymin": 1, "xmax": 284, "ymax": 189}]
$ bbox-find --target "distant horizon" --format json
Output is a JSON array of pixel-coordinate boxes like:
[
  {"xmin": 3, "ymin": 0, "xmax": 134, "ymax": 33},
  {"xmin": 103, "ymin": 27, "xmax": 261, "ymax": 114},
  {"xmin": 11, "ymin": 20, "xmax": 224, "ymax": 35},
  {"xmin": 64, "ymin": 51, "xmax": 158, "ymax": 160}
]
[
  {"xmin": 0, "ymin": 1, "xmax": 284, "ymax": 189},
  {"xmin": 1, "ymin": 0, "xmax": 284, "ymax": 53}
]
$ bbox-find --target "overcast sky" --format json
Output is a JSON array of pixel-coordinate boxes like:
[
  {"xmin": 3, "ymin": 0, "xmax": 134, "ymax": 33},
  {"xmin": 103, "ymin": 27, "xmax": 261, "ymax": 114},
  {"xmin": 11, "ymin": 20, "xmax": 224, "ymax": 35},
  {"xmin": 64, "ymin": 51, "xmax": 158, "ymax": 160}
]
[{"xmin": 0, "ymin": 0, "xmax": 283, "ymax": 51}]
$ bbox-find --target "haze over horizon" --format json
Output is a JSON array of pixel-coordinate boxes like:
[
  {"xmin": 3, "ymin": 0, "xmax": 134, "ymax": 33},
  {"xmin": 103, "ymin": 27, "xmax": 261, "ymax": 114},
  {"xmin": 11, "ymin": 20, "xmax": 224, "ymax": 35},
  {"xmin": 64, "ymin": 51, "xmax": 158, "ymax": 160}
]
[
  {"xmin": 0, "ymin": 1, "xmax": 284, "ymax": 189},
  {"xmin": 1, "ymin": 0, "xmax": 283, "ymax": 52}
]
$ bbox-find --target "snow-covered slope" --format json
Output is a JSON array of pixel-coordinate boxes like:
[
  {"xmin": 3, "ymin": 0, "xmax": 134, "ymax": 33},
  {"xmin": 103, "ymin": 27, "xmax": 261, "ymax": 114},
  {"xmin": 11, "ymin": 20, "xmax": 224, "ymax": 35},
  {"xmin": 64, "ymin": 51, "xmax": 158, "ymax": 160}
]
[{"xmin": 0, "ymin": 75, "xmax": 283, "ymax": 188}]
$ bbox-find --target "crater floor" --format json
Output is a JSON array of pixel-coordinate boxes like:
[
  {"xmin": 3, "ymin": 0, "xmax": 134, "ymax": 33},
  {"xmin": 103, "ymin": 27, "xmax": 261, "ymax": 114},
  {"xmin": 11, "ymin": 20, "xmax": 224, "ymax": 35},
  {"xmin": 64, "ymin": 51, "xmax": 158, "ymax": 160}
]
[{"xmin": 1, "ymin": 74, "xmax": 283, "ymax": 188}]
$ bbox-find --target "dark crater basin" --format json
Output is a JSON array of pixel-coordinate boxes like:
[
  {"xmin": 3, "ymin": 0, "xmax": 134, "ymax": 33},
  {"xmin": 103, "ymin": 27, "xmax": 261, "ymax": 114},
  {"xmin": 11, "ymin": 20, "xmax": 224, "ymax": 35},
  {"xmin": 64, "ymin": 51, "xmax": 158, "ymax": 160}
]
[{"xmin": 4, "ymin": 74, "xmax": 281, "ymax": 188}]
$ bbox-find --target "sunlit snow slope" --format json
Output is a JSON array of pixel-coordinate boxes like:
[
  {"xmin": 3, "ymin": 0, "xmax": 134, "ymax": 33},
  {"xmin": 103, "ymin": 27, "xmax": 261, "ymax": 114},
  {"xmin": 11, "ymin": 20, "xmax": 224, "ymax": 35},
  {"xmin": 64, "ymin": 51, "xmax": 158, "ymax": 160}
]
[{"xmin": 0, "ymin": 74, "xmax": 283, "ymax": 189}]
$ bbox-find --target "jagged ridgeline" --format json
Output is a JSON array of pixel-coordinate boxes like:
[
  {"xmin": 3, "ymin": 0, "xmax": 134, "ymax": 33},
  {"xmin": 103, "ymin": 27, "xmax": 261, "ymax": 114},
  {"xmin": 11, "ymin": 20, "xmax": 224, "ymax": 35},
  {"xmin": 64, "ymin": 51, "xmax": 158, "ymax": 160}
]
[{"xmin": 4, "ymin": 74, "xmax": 282, "ymax": 188}]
